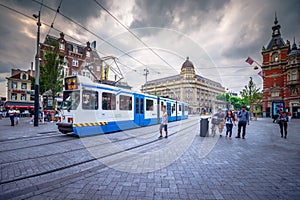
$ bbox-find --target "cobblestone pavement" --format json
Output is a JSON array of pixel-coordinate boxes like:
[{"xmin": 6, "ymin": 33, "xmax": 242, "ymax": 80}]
[{"xmin": 0, "ymin": 116, "xmax": 299, "ymax": 200}]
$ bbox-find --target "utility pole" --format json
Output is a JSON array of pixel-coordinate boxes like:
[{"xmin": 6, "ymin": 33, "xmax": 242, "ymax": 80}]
[
  {"xmin": 33, "ymin": 11, "xmax": 41, "ymax": 127},
  {"xmin": 143, "ymin": 68, "xmax": 149, "ymax": 93}
]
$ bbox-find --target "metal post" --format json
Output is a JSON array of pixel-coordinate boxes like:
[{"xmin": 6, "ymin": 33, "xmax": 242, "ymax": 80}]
[
  {"xmin": 34, "ymin": 11, "xmax": 41, "ymax": 127},
  {"xmin": 144, "ymin": 68, "xmax": 149, "ymax": 93}
]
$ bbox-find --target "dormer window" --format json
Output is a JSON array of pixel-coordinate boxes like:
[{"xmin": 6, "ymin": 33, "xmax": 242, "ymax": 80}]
[
  {"xmin": 73, "ymin": 45, "xmax": 78, "ymax": 53},
  {"xmin": 22, "ymin": 74, "xmax": 27, "ymax": 80},
  {"xmin": 59, "ymin": 43, "xmax": 65, "ymax": 50}
]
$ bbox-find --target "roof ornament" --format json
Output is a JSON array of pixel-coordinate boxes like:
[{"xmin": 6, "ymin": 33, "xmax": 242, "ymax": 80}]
[{"xmin": 274, "ymin": 12, "xmax": 278, "ymax": 25}]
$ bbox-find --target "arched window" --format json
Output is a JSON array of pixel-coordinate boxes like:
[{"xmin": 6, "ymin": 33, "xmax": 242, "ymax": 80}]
[
  {"xmin": 22, "ymin": 74, "xmax": 27, "ymax": 80},
  {"xmin": 272, "ymin": 52, "xmax": 278, "ymax": 62}
]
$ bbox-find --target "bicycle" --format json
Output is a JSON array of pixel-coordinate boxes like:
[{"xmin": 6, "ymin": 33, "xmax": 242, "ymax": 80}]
[{"xmin": 211, "ymin": 117, "xmax": 220, "ymax": 137}]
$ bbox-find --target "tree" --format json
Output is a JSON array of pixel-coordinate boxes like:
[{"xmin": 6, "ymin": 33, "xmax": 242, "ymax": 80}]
[
  {"xmin": 240, "ymin": 77, "xmax": 262, "ymax": 118},
  {"xmin": 228, "ymin": 96, "xmax": 245, "ymax": 110},
  {"xmin": 39, "ymin": 41, "xmax": 64, "ymax": 109}
]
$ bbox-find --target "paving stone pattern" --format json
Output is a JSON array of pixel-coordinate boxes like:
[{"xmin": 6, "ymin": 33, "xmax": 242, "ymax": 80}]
[{"xmin": 0, "ymin": 117, "xmax": 299, "ymax": 199}]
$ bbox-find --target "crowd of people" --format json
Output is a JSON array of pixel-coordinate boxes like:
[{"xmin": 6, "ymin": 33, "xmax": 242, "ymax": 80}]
[
  {"xmin": 210, "ymin": 106, "xmax": 290, "ymax": 139},
  {"xmin": 4, "ymin": 106, "xmax": 61, "ymax": 126},
  {"xmin": 211, "ymin": 106, "xmax": 250, "ymax": 139}
]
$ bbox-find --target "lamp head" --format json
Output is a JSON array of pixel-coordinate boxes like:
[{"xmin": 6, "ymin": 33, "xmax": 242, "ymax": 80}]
[{"xmin": 33, "ymin": 14, "xmax": 38, "ymax": 19}]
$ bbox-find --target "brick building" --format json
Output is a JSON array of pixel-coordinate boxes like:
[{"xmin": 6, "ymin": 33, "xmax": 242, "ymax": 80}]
[
  {"xmin": 261, "ymin": 15, "xmax": 300, "ymax": 118},
  {"xmin": 40, "ymin": 32, "xmax": 102, "ymax": 81}
]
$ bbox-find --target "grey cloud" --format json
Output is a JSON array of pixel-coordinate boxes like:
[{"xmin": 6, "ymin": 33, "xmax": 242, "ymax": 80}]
[
  {"xmin": 130, "ymin": 0, "xmax": 230, "ymax": 29},
  {"xmin": 3, "ymin": 0, "xmax": 112, "ymax": 26}
]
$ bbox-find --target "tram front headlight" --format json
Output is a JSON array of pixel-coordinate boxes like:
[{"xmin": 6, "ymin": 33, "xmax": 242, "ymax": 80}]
[{"xmin": 62, "ymin": 115, "xmax": 65, "ymax": 120}]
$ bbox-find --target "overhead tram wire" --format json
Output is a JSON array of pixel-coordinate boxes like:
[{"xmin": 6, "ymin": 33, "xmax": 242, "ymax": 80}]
[
  {"xmin": 93, "ymin": 0, "xmax": 178, "ymax": 72},
  {"xmin": 0, "ymin": 3, "xmax": 144, "ymax": 81},
  {"xmin": 32, "ymin": 0, "xmax": 151, "ymax": 70},
  {"xmin": 0, "ymin": 3, "xmax": 105, "ymax": 57},
  {"xmin": 45, "ymin": 0, "xmax": 63, "ymax": 37}
]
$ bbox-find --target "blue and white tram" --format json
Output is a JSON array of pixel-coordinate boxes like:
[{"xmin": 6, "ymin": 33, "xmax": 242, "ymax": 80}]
[{"xmin": 57, "ymin": 75, "xmax": 188, "ymax": 136}]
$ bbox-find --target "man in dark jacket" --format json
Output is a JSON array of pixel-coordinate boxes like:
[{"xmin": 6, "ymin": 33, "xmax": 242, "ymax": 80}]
[{"xmin": 235, "ymin": 106, "xmax": 250, "ymax": 139}]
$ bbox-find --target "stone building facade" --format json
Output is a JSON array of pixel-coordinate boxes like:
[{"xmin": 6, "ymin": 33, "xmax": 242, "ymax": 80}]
[
  {"xmin": 141, "ymin": 58, "xmax": 225, "ymax": 114},
  {"xmin": 261, "ymin": 15, "xmax": 300, "ymax": 118},
  {"xmin": 5, "ymin": 68, "xmax": 35, "ymax": 110}
]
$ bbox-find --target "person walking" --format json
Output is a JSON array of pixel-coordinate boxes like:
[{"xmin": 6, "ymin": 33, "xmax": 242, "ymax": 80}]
[
  {"xmin": 235, "ymin": 106, "xmax": 250, "ymax": 139},
  {"xmin": 8, "ymin": 106, "xmax": 16, "ymax": 126},
  {"xmin": 0, "ymin": 106, "xmax": 3, "ymax": 120},
  {"xmin": 159, "ymin": 105, "xmax": 168, "ymax": 139},
  {"xmin": 278, "ymin": 111, "xmax": 289, "ymax": 139},
  {"xmin": 225, "ymin": 110, "xmax": 236, "ymax": 138},
  {"xmin": 213, "ymin": 108, "xmax": 225, "ymax": 137}
]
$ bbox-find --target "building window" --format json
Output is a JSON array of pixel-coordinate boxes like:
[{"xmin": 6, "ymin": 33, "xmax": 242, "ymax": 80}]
[
  {"xmin": 59, "ymin": 43, "xmax": 65, "ymax": 50},
  {"xmin": 12, "ymin": 82, "xmax": 17, "ymax": 89},
  {"xmin": 73, "ymin": 45, "xmax": 78, "ymax": 53},
  {"xmin": 21, "ymin": 94, "xmax": 26, "ymax": 101},
  {"xmin": 96, "ymin": 66, "xmax": 101, "ymax": 71},
  {"xmin": 86, "ymin": 51, "xmax": 90, "ymax": 57},
  {"xmin": 72, "ymin": 70, "xmax": 78, "ymax": 75},
  {"xmin": 272, "ymin": 52, "xmax": 278, "ymax": 62},
  {"xmin": 22, "ymin": 74, "xmax": 27, "ymax": 80},
  {"xmin": 21, "ymin": 83, "xmax": 27, "ymax": 90},
  {"xmin": 30, "ymin": 95, "xmax": 35, "ymax": 101},
  {"xmin": 271, "ymin": 91, "xmax": 280, "ymax": 97},
  {"xmin": 11, "ymin": 93, "xmax": 17, "ymax": 100},
  {"xmin": 291, "ymin": 71, "xmax": 297, "ymax": 80},
  {"xmin": 72, "ymin": 58, "xmax": 78, "ymax": 67}
]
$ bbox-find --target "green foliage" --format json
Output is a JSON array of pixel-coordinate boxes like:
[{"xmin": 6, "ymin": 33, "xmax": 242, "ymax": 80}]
[
  {"xmin": 39, "ymin": 41, "xmax": 63, "ymax": 109},
  {"xmin": 228, "ymin": 96, "xmax": 244, "ymax": 110},
  {"xmin": 239, "ymin": 77, "xmax": 262, "ymax": 115},
  {"xmin": 216, "ymin": 93, "xmax": 230, "ymax": 101}
]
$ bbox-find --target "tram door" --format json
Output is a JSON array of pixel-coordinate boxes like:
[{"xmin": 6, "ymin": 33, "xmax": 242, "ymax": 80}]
[{"xmin": 134, "ymin": 95, "xmax": 145, "ymax": 126}]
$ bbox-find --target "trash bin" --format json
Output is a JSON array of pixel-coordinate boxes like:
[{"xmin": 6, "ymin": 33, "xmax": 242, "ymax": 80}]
[{"xmin": 200, "ymin": 117, "xmax": 209, "ymax": 137}]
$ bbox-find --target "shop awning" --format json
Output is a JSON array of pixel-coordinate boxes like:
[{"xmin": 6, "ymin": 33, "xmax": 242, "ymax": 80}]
[{"xmin": 4, "ymin": 101, "xmax": 34, "ymax": 109}]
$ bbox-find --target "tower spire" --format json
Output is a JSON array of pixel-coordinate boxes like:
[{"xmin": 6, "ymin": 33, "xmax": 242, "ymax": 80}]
[{"xmin": 274, "ymin": 12, "xmax": 278, "ymax": 25}]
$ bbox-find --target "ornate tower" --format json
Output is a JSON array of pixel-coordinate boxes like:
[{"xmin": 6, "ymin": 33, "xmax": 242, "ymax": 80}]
[{"xmin": 261, "ymin": 14, "xmax": 290, "ymax": 117}]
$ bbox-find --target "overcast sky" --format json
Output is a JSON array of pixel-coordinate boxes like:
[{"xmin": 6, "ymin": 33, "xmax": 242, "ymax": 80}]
[{"xmin": 0, "ymin": 0, "xmax": 299, "ymax": 97}]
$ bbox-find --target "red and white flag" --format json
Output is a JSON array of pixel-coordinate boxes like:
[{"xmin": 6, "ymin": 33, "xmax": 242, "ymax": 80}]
[
  {"xmin": 258, "ymin": 70, "xmax": 263, "ymax": 77},
  {"xmin": 245, "ymin": 57, "xmax": 254, "ymax": 65}
]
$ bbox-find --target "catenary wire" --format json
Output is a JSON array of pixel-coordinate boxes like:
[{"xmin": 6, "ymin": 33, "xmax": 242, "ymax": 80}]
[
  {"xmin": 31, "ymin": 0, "xmax": 151, "ymax": 70},
  {"xmin": 93, "ymin": 0, "xmax": 178, "ymax": 72}
]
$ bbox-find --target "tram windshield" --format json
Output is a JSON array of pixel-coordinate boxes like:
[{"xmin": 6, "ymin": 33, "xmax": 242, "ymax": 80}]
[{"xmin": 61, "ymin": 91, "xmax": 80, "ymax": 110}]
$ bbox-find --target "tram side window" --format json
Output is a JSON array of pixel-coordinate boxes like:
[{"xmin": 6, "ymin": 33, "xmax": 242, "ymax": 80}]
[
  {"xmin": 172, "ymin": 104, "xmax": 176, "ymax": 114},
  {"xmin": 82, "ymin": 90, "xmax": 98, "ymax": 110},
  {"xmin": 102, "ymin": 92, "xmax": 116, "ymax": 110},
  {"xmin": 146, "ymin": 99, "xmax": 154, "ymax": 111},
  {"xmin": 120, "ymin": 95, "xmax": 132, "ymax": 110},
  {"xmin": 179, "ymin": 105, "xmax": 182, "ymax": 111}
]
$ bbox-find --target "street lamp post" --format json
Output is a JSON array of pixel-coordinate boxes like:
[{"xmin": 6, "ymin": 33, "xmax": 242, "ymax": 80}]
[{"xmin": 33, "ymin": 11, "xmax": 41, "ymax": 127}]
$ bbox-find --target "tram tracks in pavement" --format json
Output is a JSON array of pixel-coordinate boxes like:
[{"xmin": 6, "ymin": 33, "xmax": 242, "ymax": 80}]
[
  {"xmin": 0, "ymin": 119, "xmax": 200, "ymax": 186},
  {"xmin": 0, "ymin": 118, "xmax": 199, "ymax": 164},
  {"xmin": 0, "ymin": 131, "xmax": 59, "ymax": 143}
]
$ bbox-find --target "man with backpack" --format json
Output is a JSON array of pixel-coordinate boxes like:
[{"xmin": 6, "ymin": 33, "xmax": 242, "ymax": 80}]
[{"xmin": 235, "ymin": 106, "xmax": 250, "ymax": 139}]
